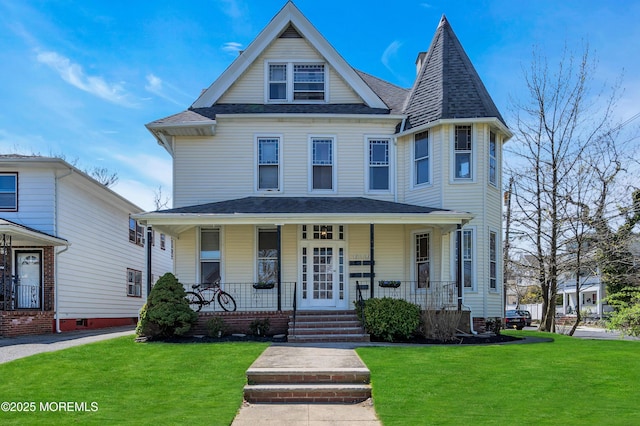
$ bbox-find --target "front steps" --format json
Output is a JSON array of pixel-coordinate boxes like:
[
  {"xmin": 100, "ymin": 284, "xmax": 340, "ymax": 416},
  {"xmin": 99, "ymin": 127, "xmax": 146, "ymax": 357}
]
[
  {"xmin": 287, "ymin": 310, "xmax": 370, "ymax": 343},
  {"xmin": 244, "ymin": 347, "xmax": 372, "ymax": 403}
]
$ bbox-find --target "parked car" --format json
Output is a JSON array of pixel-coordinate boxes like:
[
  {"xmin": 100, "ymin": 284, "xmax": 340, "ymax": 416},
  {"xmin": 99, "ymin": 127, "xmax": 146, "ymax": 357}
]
[
  {"xmin": 519, "ymin": 310, "xmax": 532, "ymax": 326},
  {"xmin": 504, "ymin": 310, "xmax": 527, "ymax": 330}
]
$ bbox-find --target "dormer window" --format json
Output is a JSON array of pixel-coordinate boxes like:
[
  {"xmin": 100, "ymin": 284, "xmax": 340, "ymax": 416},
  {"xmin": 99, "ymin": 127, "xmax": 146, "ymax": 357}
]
[{"xmin": 266, "ymin": 62, "xmax": 326, "ymax": 102}]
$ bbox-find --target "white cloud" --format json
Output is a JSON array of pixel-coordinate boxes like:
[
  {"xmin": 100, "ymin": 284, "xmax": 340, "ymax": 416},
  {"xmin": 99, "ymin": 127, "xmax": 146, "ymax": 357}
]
[
  {"xmin": 219, "ymin": 0, "xmax": 252, "ymax": 36},
  {"xmin": 112, "ymin": 152, "xmax": 173, "ymax": 188},
  {"xmin": 222, "ymin": 42, "xmax": 243, "ymax": 55},
  {"xmin": 145, "ymin": 73, "xmax": 191, "ymax": 106},
  {"xmin": 36, "ymin": 50, "xmax": 137, "ymax": 107},
  {"xmin": 381, "ymin": 40, "xmax": 403, "ymax": 72},
  {"xmin": 112, "ymin": 178, "xmax": 168, "ymax": 212}
]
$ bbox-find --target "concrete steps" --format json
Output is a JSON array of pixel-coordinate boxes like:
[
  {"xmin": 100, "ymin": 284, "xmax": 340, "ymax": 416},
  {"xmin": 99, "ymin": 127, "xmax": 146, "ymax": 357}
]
[
  {"xmin": 288, "ymin": 311, "xmax": 370, "ymax": 343},
  {"xmin": 244, "ymin": 347, "xmax": 372, "ymax": 404}
]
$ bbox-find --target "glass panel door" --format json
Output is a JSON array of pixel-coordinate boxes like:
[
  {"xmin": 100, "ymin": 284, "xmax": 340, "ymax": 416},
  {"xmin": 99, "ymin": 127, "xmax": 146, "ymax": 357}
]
[{"xmin": 16, "ymin": 251, "xmax": 41, "ymax": 309}]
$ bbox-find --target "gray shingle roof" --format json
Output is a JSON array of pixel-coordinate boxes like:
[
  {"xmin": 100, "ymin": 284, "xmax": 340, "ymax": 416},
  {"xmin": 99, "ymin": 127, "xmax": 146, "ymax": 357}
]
[
  {"xmin": 189, "ymin": 104, "xmax": 390, "ymax": 118},
  {"xmin": 159, "ymin": 197, "xmax": 447, "ymax": 215},
  {"xmin": 403, "ymin": 15, "xmax": 507, "ymax": 130},
  {"xmin": 355, "ymin": 70, "xmax": 409, "ymax": 114}
]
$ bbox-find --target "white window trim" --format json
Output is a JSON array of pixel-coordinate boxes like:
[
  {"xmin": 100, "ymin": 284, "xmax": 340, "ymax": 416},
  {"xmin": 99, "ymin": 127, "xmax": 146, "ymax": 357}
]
[
  {"xmin": 450, "ymin": 125, "xmax": 475, "ymax": 183},
  {"xmin": 198, "ymin": 227, "xmax": 224, "ymax": 284},
  {"xmin": 264, "ymin": 60, "xmax": 329, "ymax": 104},
  {"xmin": 488, "ymin": 130, "xmax": 498, "ymax": 188},
  {"xmin": 411, "ymin": 229, "xmax": 432, "ymax": 294},
  {"xmin": 0, "ymin": 172, "xmax": 18, "ymax": 211},
  {"xmin": 489, "ymin": 228, "xmax": 499, "ymax": 292},
  {"xmin": 452, "ymin": 226, "xmax": 476, "ymax": 291},
  {"xmin": 411, "ymin": 131, "xmax": 432, "ymax": 189},
  {"xmin": 308, "ymin": 135, "xmax": 337, "ymax": 193},
  {"xmin": 254, "ymin": 134, "xmax": 284, "ymax": 193},
  {"xmin": 364, "ymin": 136, "xmax": 394, "ymax": 194},
  {"xmin": 255, "ymin": 226, "xmax": 279, "ymax": 284}
]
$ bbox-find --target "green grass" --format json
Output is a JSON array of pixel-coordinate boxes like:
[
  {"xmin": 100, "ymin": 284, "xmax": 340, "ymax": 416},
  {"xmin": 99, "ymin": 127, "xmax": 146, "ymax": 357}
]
[
  {"xmin": 0, "ymin": 337, "xmax": 268, "ymax": 425},
  {"xmin": 357, "ymin": 331, "xmax": 640, "ymax": 425}
]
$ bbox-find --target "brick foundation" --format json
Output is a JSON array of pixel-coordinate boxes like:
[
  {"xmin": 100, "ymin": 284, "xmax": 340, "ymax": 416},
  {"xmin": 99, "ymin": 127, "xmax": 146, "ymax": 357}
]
[
  {"xmin": 57, "ymin": 317, "xmax": 138, "ymax": 332},
  {"xmin": 0, "ymin": 311, "xmax": 55, "ymax": 337},
  {"xmin": 473, "ymin": 317, "xmax": 487, "ymax": 333},
  {"xmin": 191, "ymin": 311, "xmax": 291, "ymax": 336}
]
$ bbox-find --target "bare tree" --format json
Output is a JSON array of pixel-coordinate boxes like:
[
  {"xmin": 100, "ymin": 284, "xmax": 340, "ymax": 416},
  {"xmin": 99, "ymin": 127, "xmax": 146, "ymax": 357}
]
[
  {"xmin": 507, "ymin": 44, "xmax": 619, "ymax": 332},
  {"xmin": 153, "ymin": 185, "xmax": 171, "ymax": 211},
  {"xmin": 87, "ymin": 166, "xmax": 119, "ymax": 187}
]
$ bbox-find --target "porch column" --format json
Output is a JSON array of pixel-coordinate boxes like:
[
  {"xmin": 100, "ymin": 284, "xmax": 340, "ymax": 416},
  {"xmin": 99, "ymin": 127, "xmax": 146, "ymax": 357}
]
[
  {"xmin": 370, "ymin": 223, "xmax": 375, "ymax": 298},
  {"xmin": 146, "ymin": 226, "xmax": 153, "ymax": 297},
  {"xmin": 277, "ymin": 225, "xmax": 282, "ymax": 311},
  {"xmin": 457, "ymin": 225, "xmax": 462, "ymax": 311}
]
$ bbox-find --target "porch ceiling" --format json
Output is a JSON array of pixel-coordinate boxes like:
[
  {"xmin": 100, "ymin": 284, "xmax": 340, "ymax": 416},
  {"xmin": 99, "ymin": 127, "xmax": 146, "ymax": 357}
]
[
  {"xmin": 0, "ymin": 219, "xmax": 69, "ymax": 247},
  {"xmin": 134, "ymin": 197, "xmax": 473, "ymax": 236}
]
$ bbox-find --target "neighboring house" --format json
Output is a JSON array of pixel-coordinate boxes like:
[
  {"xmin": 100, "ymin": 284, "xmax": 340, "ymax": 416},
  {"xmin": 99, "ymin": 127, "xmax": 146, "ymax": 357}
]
[
  {"xmin": 0, "ymin": 156, "xmax": 173, "ymax": 337},
  {"xmin": 138, "ymin": 2, "xmax": 511, "ymax": 332}
]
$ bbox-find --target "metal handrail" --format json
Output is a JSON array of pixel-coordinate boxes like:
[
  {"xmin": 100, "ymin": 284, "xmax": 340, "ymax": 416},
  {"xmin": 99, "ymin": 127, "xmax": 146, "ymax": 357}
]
[
  {"xmin": 356, "ymin": 280, "xmax": 366, "ymax": 329},
  {"xmin": 291, "ymin": 282, "xmax": 297, "ymax": 338}
]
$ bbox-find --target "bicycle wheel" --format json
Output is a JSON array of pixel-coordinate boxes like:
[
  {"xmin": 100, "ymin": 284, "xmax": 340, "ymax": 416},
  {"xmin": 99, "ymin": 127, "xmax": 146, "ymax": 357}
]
[
  {"xmin": 217, "ymin": 290, "xmax": 236, "ymax": 312},
  {"xmin": 186, "ymin": 291, "xmax": 204, "ymax": 312}
]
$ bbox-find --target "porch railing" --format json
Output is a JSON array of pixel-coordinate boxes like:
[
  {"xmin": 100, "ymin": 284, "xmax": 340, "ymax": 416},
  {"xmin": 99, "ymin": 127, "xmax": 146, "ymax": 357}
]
[
  {"xmin": 357, "ymin": 280, "xmax": 458, "ymax": 310},
  {"xmin": 183, "ymin": 282, "xmax": 296, "ymax": 312},
  {"xmin": 1, "ymin": 277, "xmax": 41, "ymax": 311}
]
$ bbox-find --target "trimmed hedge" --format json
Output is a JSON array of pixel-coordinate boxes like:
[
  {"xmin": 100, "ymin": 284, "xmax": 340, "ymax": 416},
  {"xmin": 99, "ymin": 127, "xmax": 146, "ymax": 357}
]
[{"xmin": 362, "ymin": 297, "xmax": 421, "ymax": 342}]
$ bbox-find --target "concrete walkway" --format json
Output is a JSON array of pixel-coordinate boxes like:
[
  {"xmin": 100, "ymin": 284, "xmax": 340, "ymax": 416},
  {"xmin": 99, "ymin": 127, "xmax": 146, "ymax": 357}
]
[
  {"xmin": 232, "ymin": 345, "xmax": 381, "ymax": 425},
  {"xmin": 0, "ymin": 326, "xmax": 135, "ymax": 364}
]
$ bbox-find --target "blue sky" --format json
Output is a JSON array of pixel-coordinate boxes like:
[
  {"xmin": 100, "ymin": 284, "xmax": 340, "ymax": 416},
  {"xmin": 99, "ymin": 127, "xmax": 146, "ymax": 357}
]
[{"xmin": 1, "ymin": 0, "xmax": 638, "ymax": 210}]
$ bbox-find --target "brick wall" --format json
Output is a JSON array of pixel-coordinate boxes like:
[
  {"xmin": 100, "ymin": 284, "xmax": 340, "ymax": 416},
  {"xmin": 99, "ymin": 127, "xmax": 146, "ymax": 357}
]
[
  {"xmin": 0, "ymin": 311, "xmax": 54, "ymax": 337},
  {"xmin": 0, "ymin": 246, "xmax": 56, "ymax": 337},
  {"xmin": 192, "ymin": 311, "xmax": 291, "ymax": 336}
]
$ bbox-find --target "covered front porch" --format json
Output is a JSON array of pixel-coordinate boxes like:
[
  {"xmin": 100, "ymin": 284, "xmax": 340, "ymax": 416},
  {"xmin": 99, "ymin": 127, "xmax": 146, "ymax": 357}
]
[{"xmin": 136, "ymin": 197, "xmax": 474, "ymax": 336}]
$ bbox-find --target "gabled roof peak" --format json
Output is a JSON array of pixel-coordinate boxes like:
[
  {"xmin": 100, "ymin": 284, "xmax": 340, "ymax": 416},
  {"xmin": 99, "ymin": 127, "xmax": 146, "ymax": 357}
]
[{"xmin": 191, "ymin": 1, "xmax": 387, "ymax": 110}]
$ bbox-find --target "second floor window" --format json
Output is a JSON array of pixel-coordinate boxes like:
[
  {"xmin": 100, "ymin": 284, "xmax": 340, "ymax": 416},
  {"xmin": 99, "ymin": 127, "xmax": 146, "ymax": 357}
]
[
  {"xmin": 129, "ymin": 217, "xmax": 144, "ymax": 246},
  {"xmin": 489, "ymin": 131, "xmax": 497, "ymax": 186},
  {"xmin": 368, "ymin": 139, "xmax": 390, "ymax": 191},
  {"xmin": 311, "ymin": 137, "xmax": 334, "ymax": 191},
  {"xmin": 414, "ymin": 131, "xmax": 429, "ymax": 185},
  {"xmin": 257, "ymin": 137, "xmax": 280, "ymax": 190},
  {"xmin": 454, "ymin": 125, "xmax": 472, "ymax": 179},
  {"xmin": 0, "ymin": 173, "xmax": 17, "ymax": 211}
]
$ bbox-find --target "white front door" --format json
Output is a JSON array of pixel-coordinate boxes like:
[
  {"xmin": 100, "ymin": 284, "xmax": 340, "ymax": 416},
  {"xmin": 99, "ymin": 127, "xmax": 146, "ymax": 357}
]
[
  {"xmin": 15, "ymin": 251, "xmax": 41, "ymax": 309},
  {"xmin": 310, "ymin": 246, "xmax": 336, "ymax": 307},
  {"xmin": 301, "ymin": 243, "xmax": 345, "ymax": 309}
]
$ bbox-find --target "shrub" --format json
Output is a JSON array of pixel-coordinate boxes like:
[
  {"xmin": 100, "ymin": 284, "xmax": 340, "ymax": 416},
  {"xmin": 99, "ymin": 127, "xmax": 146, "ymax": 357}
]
[
  {"xmin": 249, "ymin": 318, "xmax": 270, "ymax": 336},
  {"xmin": 484, "ymin": 317, "xmax": 502, "ymax": 335},
  {"xmin": 362, "ymin": 298, "xmax": 421, "ymax": 342},
  {"xmin": 206, "ymin": 316, "xmax": 227, "ymax": 338},
  {"xmin": 422, "ymin": 309, "xmax": 464, "ymax": 342},
  {"xmin": 136, "ymin": 272, "xmax": 198, "ymax": 340},
  {"xmin": 607, "ymin": 295, "xmax": 640, "ymax": 337}
]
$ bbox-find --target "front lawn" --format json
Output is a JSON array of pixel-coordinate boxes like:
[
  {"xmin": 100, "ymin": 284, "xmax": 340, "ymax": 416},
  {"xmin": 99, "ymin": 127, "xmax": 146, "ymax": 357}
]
[
  {"xmin": 0, "ymin": 336, "xmax": 268, "ymax": 425},
  {"xmin": 357, "ymin": 331, "xmax": 640, "ymax": 425}
]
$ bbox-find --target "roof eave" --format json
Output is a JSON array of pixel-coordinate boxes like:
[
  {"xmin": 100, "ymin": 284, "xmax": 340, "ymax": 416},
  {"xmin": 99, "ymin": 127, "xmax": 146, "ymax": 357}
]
[{"xmin": 396, "ymin": 117, "xmax": 512, "ymax": 140}]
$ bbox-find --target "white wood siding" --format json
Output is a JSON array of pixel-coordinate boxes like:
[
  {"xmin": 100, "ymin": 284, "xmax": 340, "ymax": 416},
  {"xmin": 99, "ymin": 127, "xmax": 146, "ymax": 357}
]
[
  {"xmin": 0, "ymin": 166, "xmax": 56, "ymax": 234},
  {"xmin": 55, "ymin": 174, "xmax": 172, "ymax": 319},
  {"xmin": 173, "ymin": 117, "xmax": 397, "ymax": 207},
  {"xmin": 219, "ymin": 38, "xmax": 361, "ymax": 104}
]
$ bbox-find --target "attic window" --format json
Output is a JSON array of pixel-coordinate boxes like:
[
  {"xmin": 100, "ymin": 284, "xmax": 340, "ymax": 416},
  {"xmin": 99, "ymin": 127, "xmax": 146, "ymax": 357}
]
[
  {"xmin": 280, "ymin": 24, "xmax": 302, "ymax": 38},
  {"xmin": 266, "ymin": 62, "xmax": 326, "ymax": 103}
]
